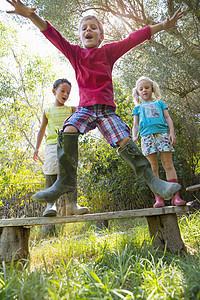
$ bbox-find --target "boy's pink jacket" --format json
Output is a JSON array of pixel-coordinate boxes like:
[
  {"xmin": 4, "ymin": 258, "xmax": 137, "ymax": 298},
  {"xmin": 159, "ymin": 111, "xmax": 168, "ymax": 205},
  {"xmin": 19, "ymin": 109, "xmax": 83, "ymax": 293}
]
[{"xmin": 42, "ymin": 23, "xmax": 151, "ymax": 107}]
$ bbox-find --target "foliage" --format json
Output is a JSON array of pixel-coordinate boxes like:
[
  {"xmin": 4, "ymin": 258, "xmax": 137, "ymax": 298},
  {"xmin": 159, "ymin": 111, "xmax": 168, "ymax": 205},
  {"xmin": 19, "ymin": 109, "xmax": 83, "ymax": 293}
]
[
  {"xmin": 77, "ymin": 80, "xmax": 196, "ymax": 212},
  {"xmin": 0, "ymin": 214, "xmax": 200, "ymax": 299},
  {"xmin": 24, "ymin": 0, "xmax": 81, "ymax": 43},
  {"xmin": 0, "ymin": 155, "xmax": 44, "ymax": 218},
  {"xmin": 28, "ymin": 0, "xmax": 200, "ymax": 201},
  {"xmin": 0, "ymin": 21, "xmax": 60, "ymax": 216},
  {"xmin": 2, "ymin": 0, "xmax": 200, "ymax": 215}
]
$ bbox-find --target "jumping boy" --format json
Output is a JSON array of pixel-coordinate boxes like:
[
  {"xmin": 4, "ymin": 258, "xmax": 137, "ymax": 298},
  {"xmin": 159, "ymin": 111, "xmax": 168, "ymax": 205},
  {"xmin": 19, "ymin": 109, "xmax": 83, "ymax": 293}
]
[{"xmin": 6, "ymin": 0, "xmax": 184, "ymax": 209}]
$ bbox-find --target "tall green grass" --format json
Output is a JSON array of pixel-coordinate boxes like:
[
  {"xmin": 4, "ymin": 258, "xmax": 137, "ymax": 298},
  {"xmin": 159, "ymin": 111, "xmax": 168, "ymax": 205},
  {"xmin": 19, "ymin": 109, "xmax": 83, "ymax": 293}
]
[{"xmin": 0, "ymin": 214, "xmax": 200, "ymax": 299}]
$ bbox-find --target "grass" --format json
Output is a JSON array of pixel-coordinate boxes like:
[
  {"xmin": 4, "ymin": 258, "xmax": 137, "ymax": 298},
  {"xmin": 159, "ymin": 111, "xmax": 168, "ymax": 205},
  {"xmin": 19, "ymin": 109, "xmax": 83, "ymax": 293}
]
[{"xmin": 0, "ymin": 214, "xmax": 200, "ymax": 299}]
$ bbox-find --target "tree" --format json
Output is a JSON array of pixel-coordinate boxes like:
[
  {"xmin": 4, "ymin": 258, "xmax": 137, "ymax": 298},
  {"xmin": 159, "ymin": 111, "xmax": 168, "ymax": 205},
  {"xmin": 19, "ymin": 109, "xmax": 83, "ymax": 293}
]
[
  {"xmin": 28, "ymin": 0, "xmax": 199, "ymax": 161},
  {"xmin": 0, "ymin": 21, "xmax": 62, "ymax": 217},
  {"xmin": 3, "ymin": 0, "xmax": 199, "ymax": 213},
  {"xmin": 27, "ymin": 0, "xmax": 200, "ymax": 205}
]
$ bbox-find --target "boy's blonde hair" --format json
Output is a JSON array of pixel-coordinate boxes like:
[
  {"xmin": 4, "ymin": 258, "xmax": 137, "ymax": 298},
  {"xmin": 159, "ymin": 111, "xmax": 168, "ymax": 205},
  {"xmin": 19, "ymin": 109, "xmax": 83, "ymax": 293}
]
[
  {"xmin": 78, "ymin": 15, "xmax": 104, "ymax": 36},
  {"xmin": 132, "ymin": 76, "xmax": 161, "ymax": 106}
]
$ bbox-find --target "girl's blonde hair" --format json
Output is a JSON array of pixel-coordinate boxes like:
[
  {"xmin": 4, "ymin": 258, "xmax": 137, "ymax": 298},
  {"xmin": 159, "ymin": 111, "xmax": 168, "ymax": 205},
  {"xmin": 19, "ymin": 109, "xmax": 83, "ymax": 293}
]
[{"xmin": 132, "ymin": 76, "xmax": 161, "ymax": 106}]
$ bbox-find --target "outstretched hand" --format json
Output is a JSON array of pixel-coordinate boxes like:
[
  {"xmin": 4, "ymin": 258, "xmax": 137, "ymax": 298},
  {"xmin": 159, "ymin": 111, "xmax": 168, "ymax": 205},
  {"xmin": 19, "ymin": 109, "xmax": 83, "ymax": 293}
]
[
  {"xmin": 163, "ymin": 7, "xmax": 184, "ymax": 30},
  {"xmin": 6, "ymin": 0, "xmax": 36, "ymax": 18}
]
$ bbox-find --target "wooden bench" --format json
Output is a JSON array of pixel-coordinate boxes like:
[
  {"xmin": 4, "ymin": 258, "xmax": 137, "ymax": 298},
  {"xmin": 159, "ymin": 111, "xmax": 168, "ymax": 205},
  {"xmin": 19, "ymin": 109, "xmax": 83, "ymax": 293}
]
[
  {"xmin": 186, "ymin": 184, "xmax": 200, "ymax": 191},
  {"xmin": 0, "ymin": 205, "xmax": 192, "ymax": 264}
]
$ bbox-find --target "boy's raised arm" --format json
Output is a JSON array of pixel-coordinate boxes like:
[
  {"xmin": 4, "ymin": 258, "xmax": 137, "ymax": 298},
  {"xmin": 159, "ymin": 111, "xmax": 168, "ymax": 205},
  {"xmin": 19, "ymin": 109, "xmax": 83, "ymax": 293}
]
[
  {"xmin": 6, "ymin": 0, "xmax": 47, "ymax": 31},
  {"xmin": 150, "ymin": 7, "xmax": 184, "ymax": 36}
]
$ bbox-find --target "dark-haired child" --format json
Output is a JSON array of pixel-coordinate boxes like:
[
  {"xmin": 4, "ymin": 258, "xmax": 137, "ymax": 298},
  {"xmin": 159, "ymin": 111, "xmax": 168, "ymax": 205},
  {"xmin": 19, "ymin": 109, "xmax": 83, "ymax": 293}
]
[{"xmin": 33, "ymin": 78, "xmax": 89, "ymax": 216}]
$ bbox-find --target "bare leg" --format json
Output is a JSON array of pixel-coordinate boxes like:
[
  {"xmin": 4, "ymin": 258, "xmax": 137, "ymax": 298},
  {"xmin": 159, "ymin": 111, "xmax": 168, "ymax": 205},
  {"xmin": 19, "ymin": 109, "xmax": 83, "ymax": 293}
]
[
  {"xmin": 117, "ymin": 136, "xmax": 131, "ymax": 148},
  {"xmin": 160, "ymin": 152, "xmax": 185, "ymax": 206},
  {"xmin": 146, "ymin": 153, "xmax": 165, "ymax": 208},
  {"xmin": 146, "ymin": 153, "xmax": 159, "ymax": 178},
  {"xmin": 160, "ymin": 151, "xmax": 177, "ymax": 180},
  {"xmin": 64, "ymin": 125, "xmax": 78, "ymax": 133}
]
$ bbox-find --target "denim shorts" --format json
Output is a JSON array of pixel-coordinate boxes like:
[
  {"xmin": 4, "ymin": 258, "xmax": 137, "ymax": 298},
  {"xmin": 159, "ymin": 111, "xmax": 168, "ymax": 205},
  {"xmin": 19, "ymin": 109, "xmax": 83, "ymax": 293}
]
[
  {"xmin": 141, "ymin": 132, "xmax": 174, "ymax": 156},
  {"xmin": 63, "ymin": 105, "xmax": 131, "ymax": 148}
]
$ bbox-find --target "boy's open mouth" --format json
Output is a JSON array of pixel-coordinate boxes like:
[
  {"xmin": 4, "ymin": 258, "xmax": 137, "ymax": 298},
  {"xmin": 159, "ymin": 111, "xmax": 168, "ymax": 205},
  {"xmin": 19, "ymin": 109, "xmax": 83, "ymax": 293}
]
[{"xmin": 86, "ymin": 34, "xmax": 93, "ymax": 39}]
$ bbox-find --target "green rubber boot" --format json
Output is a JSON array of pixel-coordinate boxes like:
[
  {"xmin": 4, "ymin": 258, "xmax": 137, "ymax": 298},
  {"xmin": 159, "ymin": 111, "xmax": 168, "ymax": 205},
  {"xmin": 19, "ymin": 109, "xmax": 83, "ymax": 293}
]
[
  {"xmin": 43, "ymin": 175, "xmax": 57, "ymax": 217},
  {"xmin": 33, "ymin": 132, "xmax": 79, "ymax": 203},
  {"xmin": 65, "ymin": 190, "xmax": 89, "ymax": 216},
  {"xmin": 118, "ymin": 140, "xmax": 181, "ymax": 200}
]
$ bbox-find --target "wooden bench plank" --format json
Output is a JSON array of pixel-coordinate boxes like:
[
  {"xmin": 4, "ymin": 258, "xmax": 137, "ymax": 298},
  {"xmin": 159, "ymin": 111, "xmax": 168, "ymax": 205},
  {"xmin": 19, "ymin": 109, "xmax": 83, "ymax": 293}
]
[
  {"xmin": 0, "ymin": 205, "xmax": 193, "ymax": 263},
  {"xmin": 186, "ymin": 184, "xmax": 200, "ymax": 191},
  {"xmin": 0, "ymin": 205, "xmax": 191, "ymax": 227}
]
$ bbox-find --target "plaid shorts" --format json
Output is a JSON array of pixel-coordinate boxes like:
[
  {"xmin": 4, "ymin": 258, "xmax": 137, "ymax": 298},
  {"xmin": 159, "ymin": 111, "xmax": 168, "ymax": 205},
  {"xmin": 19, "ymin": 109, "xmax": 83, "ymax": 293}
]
[
  {"xmin": 63, "ymin": 105, "xmax": 131, "ymax": 148},
  {"xmin": 141, "ymin": 132, "xmax": 174, "ymax": 156}
]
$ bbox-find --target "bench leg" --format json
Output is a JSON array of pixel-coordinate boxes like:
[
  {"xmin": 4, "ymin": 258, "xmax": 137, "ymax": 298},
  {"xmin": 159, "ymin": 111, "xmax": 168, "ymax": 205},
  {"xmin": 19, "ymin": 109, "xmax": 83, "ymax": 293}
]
[
  {"xmin": 146, "ymin": 213, "xmax": 186, "ymax": 254},
  {"xmin": 0, "ymin": 226, "xmax": 30, "ymax": 265}
]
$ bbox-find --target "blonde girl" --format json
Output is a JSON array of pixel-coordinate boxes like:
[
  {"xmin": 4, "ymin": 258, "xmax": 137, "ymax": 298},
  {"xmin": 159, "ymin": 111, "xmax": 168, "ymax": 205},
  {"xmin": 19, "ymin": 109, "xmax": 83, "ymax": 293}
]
[{"xmin": 132, "ymin": 76, "xmax": 186, "ymax": 208}]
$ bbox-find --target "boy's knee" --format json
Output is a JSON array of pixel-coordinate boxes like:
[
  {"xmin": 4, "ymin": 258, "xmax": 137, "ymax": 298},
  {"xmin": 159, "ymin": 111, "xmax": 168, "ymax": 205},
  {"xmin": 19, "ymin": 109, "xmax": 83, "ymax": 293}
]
[
  {"xmin": 118, "ymin": 136, "xmax": 131, "ymax": 148},
  {"xmin": 64, "ymin": 125, "xmax": 78, "ymax": 133}
]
